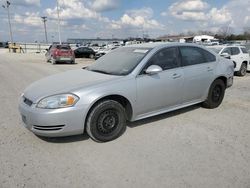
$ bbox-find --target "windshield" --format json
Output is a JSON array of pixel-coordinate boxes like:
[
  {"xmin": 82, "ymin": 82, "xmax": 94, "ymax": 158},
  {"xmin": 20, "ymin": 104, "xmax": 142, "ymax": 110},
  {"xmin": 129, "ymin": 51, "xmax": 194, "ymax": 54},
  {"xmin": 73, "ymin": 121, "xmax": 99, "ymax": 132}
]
[
  {"xmin": 87, "ymin": 47, "xmax": 151, "ymax": 75},
  {"xmin": 209, "ymin": 47, "xmax": 222, "ymax": 54}
]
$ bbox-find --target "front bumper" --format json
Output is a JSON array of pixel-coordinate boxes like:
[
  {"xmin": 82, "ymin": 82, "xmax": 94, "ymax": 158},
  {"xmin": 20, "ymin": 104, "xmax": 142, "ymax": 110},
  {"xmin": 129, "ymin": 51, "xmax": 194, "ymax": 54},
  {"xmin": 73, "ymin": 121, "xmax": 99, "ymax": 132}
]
[{"xmin": 18, "ymin": 99, "xmax": 87, "ymax": 137}]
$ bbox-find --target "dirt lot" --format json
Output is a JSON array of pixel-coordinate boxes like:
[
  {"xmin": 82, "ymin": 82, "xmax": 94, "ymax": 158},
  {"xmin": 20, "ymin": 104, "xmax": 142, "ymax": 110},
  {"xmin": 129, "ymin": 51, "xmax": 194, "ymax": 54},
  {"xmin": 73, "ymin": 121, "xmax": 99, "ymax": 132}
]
[{"xmin": 0, "ymin": 50, "xmax": 250, "ymax": 188}]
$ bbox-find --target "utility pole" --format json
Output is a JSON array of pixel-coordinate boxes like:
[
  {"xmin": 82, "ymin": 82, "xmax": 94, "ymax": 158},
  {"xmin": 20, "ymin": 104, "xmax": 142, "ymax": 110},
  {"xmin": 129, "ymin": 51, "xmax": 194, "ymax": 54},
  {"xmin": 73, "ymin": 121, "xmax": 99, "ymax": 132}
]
[
  {"xmin": 2, "ymin": 1, "xmax": 13, "ymax": 44},
  {"xmin": 56, "ymin": 0, "xmax": 62, "ymax": 44},
  {"xmin": 41, "ymin": 16, "xmax": 48, "ymax": 43}
]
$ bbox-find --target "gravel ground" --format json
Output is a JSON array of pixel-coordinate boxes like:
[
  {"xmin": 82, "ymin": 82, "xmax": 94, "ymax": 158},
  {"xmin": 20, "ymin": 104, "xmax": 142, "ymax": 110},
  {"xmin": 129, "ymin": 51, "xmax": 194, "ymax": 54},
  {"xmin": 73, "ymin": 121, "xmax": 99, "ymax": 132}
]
[{"xmin": 0, "ymin": 50, "xmax": 250, "ymax": 188}]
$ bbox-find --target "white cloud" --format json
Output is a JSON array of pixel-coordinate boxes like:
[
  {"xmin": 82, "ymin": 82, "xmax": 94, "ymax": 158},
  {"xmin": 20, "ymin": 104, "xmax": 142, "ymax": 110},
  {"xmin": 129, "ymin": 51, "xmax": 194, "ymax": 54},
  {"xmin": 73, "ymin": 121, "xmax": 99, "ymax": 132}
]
[
  {"xmin": 170, "ymin": 0, "xmax": 209, "ymax": 12},
  {"xmin": 208, "ymin": 7, "xmax": 232, "ymax": 25},
  {"xmin": 165, "ymin": 0, "xmax": 232, "ymax": 25},
  {"xmin": 91, "ymin": 0, "xmax": 120, "ymax": 12},
  {"xmin": 14, "ymin": 12, "xmax": 42, "ymax": 27},
  {"xmin": 166, "ymin": 0, "xmax": 209, "ymax": 21},
  {"xmin": 111, "ymin": 7, "xmax": 164, "ymax": 30},
  {"xmin": 45, "ymin": 0, "xmax": 108, "ymax": 22}
]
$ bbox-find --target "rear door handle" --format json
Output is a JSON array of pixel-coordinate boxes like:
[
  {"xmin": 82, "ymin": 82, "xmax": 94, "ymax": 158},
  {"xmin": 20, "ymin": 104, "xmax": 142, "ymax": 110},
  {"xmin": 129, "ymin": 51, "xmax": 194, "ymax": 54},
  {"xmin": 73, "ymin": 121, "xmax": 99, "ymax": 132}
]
[{"xmin": 172, "ymin": 73, "xmax": 181, "ymax": 79}]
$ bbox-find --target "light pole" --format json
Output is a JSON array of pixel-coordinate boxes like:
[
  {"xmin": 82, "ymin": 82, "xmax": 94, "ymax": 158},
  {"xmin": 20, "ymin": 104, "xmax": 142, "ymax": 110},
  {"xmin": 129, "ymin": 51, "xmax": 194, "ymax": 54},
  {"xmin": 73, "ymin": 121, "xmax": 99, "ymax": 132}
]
[
  {"xmin": 56, "ymin": 0, "xmax": 62, "ymax": 44},
  {"xmin": 41, "ymin": 16, "xmax": 48, "ymax": 43},
  {"xmin": 2, "ymin": 1, "xmax": 13, "ymax": 44}
]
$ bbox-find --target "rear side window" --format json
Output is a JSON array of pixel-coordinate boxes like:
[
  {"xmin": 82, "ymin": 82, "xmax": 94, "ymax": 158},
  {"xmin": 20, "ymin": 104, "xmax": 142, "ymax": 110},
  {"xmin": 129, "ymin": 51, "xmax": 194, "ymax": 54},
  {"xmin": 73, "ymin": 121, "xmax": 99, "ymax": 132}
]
[
  {"xmin": 179, "ymin": 46, "xmax": 207, "ymax": 66},
  {"xmin": 231, "ymin": 47, "xmax": 240, "ymax": 55},
  {"xmin": 202, "ymin": 49, "xmax": 216, "ymax": 62},
  {"xmin": 241, "ymin": 47, "xmax": 248, "ymax": 54}
]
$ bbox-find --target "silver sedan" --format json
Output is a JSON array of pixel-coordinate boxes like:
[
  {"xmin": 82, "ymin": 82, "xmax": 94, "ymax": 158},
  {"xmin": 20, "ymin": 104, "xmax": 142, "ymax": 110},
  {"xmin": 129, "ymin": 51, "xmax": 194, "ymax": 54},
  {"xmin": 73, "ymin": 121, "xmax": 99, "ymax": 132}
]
[{"xmin": 19, "ymin": 43, "xmax": 234, "ymax": 142}]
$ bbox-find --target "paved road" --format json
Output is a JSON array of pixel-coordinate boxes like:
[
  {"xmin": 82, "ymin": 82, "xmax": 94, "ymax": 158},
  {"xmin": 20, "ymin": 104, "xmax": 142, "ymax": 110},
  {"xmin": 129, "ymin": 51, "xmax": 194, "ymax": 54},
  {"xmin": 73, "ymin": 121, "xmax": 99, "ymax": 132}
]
[{"xmin": 0, "ymin": 51, "xmax": 250, "ymax": 188}]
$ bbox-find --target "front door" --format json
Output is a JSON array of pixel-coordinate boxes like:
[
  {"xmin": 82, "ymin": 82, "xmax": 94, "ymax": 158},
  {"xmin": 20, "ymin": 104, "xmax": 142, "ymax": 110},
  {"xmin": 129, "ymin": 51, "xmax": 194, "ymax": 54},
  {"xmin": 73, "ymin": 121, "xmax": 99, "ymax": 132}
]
[{"xmin": 136, "ymin": 47, "xmax": 184, "ymax": 116}]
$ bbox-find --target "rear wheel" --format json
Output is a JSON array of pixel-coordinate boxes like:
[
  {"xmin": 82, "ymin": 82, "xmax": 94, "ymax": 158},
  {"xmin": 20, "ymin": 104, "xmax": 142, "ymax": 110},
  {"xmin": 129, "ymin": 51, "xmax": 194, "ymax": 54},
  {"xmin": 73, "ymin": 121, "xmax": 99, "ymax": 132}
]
[
  {"xmin": 202, "ymin": 79, "xmax": 225, "ymax": 109},
  {"xmin": 86, "ymin": 100, "xmax": 126, "ymax": 142},
  {"xmin": 51, "ymin": 58, "xmax": 56, "ymax": 65},
  {"xmin": 236, "ymin": 63, "xmax": 247, "ymax": 76}
]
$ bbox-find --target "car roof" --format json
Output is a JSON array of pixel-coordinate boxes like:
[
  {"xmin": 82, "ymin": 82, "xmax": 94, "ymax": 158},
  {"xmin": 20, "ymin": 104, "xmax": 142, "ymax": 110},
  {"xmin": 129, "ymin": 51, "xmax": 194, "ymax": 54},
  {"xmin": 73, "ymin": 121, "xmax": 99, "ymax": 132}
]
[
  {"xmin": 207, "ymin": 45, "xmax": 246, "ymax": 49},
  {"xmin": 127, "ymin": 42, "xmax": 205, "ymax": 49}
]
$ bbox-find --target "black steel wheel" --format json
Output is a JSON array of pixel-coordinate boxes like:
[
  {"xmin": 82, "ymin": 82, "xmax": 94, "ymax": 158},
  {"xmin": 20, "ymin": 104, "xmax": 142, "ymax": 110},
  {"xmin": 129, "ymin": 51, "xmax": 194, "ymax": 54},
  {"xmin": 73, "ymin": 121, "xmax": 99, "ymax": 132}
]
[
  {"xmin": 202, "ymin": 79, "xmax": 225, "ymax": 109},
  {"xmin": 86, "ymin": 100, "xmax": 126, "ymax": 142}
]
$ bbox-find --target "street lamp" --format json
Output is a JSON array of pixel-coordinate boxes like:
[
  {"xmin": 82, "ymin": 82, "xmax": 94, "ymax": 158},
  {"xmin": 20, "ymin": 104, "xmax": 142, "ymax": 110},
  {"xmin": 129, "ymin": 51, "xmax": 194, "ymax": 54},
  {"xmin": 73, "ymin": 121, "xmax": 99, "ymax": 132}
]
[
  {"xmin": 2, "ymin": 1, "xmax": 13, "ymax": 44},
  {"xmin": 56, "ymin": 0, "xmax": 62, "ymax": 44},
  {"xmin": 41, "ymin": 16, "xmax": 48, "ymax": 43}
]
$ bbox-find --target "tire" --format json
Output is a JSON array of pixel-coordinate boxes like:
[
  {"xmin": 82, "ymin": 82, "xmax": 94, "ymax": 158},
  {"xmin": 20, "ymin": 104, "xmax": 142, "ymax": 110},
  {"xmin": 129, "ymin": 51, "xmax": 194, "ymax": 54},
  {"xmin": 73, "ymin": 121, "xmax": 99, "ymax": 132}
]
[
  {"xmin": 51, "ymin": 58, "xmax": 56, "ymax": 65},
  {"xmin": 202, "ymin": 79, "xmax": 225, "ymax": 109},
  {"xmin": 89, "ymin": 54, "xmax": 94, "ymax": 59},
  {"xmin": 71, "ymin": 60, "xmax": 75, "ymax": 64},
  {"xmin": 236, "ymin": 63, "xmax": 247, "ymax": 76},
  {"xmin": 86, "ymin": 100, "xmax": 126, "ymax": 142}
]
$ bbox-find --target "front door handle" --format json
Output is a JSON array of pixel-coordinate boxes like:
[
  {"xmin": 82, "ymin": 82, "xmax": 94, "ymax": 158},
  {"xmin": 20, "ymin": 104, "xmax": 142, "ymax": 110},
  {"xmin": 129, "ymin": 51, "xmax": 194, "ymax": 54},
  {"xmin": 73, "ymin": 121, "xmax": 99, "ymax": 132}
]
[{"xmin": 172, "ymin": 73, "xmax": 181, "ymax": 79}]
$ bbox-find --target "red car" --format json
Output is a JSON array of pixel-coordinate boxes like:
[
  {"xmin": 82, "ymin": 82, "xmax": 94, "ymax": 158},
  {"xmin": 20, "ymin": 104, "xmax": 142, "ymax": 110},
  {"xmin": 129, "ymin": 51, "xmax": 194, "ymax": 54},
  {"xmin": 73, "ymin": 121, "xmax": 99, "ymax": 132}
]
[{"xmin": 46, "ymin": 44, "xmax": 75, "ymax": 64}]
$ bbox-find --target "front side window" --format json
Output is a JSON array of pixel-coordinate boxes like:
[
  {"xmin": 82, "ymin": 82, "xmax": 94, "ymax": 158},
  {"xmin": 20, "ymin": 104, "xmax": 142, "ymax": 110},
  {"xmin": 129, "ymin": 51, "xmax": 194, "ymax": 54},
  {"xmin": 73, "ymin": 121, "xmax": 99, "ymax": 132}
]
[
  {"xmin": 143, "ymin": 47, "xmax": 180, "ymax": 72},
  {"xmin": 221, "ymin": 47, "xmax": 231, "ymax": 55},
  {"xmin": 179, "ymin": 46, "xmax": 207, "ymax": 66},
  {"xmin": 231, "ymin": 47, "xmax": 240, "ymax": 55}
]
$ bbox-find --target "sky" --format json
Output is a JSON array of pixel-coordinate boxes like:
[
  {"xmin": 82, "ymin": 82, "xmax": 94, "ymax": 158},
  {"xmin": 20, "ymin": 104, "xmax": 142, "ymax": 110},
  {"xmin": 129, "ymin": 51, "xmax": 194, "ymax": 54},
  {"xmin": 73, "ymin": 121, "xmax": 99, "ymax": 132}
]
[{"xmin": 0, "ymin": 0, "xmax": 250, "ymax": 42}]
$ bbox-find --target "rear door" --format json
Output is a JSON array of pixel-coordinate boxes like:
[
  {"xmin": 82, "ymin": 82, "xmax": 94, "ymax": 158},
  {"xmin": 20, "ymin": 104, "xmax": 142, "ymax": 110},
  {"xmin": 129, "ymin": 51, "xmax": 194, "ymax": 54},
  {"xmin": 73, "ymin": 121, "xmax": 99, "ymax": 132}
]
[
  {"xmin": 180, "ymin": 46, "xmax": 217, "ymax": 103},
  {"xmin": 136, "ymin": 47, "xmax": 184, "ymax": 116}
]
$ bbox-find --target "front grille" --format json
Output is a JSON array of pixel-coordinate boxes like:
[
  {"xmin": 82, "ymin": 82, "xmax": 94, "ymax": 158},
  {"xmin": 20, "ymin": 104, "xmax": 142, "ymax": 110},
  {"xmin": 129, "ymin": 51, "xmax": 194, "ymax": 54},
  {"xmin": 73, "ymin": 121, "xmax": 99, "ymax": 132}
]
[
  {"xmin": 23, "ymin": 97, "xmax": 33, "ymax": 106},
  {"xmin": 33, "ymin": 125, "xmax": 65, "ymax": 131}
]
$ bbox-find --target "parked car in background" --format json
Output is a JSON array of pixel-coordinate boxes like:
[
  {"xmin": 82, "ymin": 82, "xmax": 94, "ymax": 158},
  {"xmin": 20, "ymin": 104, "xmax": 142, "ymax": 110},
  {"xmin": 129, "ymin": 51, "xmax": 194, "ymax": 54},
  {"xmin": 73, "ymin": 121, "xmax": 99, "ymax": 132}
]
[
  {"xmin": 95, "ymin": 47, "xmax": 118, "ymax": 60},
  {"xmin": 45, "ymin": 44, "xmax": 75, "ymax": 64},
  {"xmin": 74, "ymin": 47, "xmax": 95, "ymax": 59},
  {"xmin": 208, "ymin": 45, "xmax": 250, "ymax": 76},
  {"xmin": 19, "ymin": 43, "xmax": 234, "ymax": 142},
  {"xmin": 0, "ymin": 42, "xmax": 9, "ymax": 48}
]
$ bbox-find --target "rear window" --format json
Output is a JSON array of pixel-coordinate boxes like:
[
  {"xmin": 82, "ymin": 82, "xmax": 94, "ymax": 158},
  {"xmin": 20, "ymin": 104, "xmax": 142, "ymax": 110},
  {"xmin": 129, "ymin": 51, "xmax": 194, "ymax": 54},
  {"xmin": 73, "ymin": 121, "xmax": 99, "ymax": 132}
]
[
  {"xmin": 241, "ymin": 47, "xmax": 249, "ymax": 54},
  {"xmin": 56, "ymin": 45, "xmax": 71, "ymax": 50}
]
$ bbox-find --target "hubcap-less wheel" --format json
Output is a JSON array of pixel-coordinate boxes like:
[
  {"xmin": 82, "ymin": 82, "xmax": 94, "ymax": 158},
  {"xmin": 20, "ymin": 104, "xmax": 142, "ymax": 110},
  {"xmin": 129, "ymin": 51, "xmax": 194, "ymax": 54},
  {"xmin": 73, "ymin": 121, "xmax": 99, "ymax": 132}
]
[
  {"xmin": 86, "ymin": 100, "xmax": 126, "ymax": 142},
  {"xmin": 212, "ymin": 85, "xmax": 222, "ymax": 103},
  {"xmin": 97, "ymin": 110, "xmax": 119, "ymax": 135},
  {"xmin": 202, "ymin": 79, "xmax": 225, "ymax": 109}
]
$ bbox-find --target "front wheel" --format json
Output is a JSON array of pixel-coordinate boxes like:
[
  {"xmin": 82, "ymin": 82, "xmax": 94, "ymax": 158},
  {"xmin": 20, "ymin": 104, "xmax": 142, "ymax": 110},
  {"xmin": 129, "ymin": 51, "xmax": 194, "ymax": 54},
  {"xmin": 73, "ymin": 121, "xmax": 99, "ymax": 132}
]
[
  {"xmin": 86, "ymin": 100, "xmax": 126, "ymax": 142},
  {"xmin": 202, "ymin": 79, "xmax": 225, "ymax": 109},
  {"xmin": 89, "ymin": 54, "xmax": 94, "ymax": 59}
]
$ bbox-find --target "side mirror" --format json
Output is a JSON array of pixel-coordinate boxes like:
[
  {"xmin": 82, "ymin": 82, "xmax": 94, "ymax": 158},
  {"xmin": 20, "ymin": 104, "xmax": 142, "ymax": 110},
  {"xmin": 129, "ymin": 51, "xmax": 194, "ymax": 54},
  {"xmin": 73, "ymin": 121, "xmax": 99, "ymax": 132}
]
[
  {"xmin": 45, "ymin": 49, "xmax": 48, "ymax": 51},
  {"xmin": 145, "ymin": 65, "xmax": 163, "ymax": 75},
  {"xmin": 220, "ymin": 53, "xmax": 231, "ymax": 59}
]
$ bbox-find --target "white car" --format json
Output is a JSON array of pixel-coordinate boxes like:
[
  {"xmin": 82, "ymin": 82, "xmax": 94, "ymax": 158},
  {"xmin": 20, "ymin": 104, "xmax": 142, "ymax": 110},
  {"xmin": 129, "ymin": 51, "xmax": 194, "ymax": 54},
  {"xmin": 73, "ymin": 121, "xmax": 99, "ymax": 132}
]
[{"xmin": 208, "ymin": 45, "xmax": 250, "ymax": 76}]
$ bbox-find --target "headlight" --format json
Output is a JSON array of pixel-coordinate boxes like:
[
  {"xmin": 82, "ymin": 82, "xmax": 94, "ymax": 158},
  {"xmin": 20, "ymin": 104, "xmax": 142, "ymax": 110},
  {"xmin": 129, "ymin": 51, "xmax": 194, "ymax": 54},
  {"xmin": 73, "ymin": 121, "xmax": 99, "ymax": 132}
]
[{"xmin": 37, "ymin": 94, "xmax": 79, "ymax": 109}]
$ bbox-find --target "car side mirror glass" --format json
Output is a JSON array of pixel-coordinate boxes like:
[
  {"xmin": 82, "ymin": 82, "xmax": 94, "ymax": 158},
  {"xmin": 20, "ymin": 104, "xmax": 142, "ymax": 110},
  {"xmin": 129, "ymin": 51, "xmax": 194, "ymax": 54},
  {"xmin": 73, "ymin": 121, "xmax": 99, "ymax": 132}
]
[
  {"xmin": 145, "ymin": 65, "xmax": 163, "ymax": 75},
  {"xmin": 220, "ymin": 53, "xmax": 231, "ymax": 59}
]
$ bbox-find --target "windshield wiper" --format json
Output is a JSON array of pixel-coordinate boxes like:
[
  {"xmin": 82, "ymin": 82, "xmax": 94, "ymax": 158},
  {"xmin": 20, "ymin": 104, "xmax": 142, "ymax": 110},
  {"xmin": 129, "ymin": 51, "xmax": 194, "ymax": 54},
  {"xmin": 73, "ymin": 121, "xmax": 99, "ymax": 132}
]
[{"xmin": 90, "ymin": 69, "xmax": 112, "ymax": 75}]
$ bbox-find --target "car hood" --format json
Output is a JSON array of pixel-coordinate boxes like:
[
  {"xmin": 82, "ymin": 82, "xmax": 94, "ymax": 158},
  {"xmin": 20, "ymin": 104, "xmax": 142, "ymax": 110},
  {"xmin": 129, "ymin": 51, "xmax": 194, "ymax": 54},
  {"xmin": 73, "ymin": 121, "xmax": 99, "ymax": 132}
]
[{"xmin": 23, "ymin": 69, "xmax": 121, "ymax": 103}]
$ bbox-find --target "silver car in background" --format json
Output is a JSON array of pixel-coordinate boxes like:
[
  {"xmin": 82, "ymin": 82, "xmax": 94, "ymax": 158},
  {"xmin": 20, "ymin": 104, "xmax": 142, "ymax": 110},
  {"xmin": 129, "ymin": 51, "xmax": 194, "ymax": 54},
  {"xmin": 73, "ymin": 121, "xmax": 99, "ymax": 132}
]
[{"xmin": 19, "ymin": 43, "xmax": 234, "ymax": 142}]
